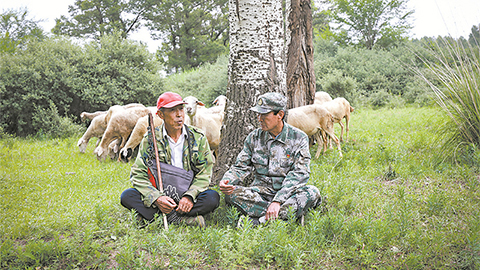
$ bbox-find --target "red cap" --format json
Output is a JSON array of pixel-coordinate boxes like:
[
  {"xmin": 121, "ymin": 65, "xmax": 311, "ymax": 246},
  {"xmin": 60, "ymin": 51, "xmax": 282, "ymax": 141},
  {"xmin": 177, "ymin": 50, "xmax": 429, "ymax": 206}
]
[{"xmin": 156, "ymin": 92, "xmax": 186, "ymax": 110}]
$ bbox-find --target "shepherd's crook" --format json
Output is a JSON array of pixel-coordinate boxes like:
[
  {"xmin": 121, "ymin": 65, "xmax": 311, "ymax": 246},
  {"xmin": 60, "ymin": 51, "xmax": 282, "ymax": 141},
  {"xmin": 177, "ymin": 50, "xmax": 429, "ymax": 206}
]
[{"xmin": 148, "ymin": 112, "xmax": 169, "ymax": 230}]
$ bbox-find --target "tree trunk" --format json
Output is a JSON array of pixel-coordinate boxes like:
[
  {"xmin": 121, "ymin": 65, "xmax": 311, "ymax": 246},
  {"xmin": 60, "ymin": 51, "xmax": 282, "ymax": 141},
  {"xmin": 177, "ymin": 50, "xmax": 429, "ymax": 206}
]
[
  {"xmin": 211, "ymin": 0, "xmax": 286, "ymax": 185},
  {"xmin": 285, "ymin": 0, "xmax": 316, "ymax": 109}
]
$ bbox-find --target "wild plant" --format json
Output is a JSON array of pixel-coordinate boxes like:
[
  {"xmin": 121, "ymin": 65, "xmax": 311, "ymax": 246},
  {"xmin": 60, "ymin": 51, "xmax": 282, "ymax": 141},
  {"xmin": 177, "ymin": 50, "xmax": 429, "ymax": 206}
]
[{"xmin": 414, "ymin": 37, "xmax": 480, "ymax": 163}]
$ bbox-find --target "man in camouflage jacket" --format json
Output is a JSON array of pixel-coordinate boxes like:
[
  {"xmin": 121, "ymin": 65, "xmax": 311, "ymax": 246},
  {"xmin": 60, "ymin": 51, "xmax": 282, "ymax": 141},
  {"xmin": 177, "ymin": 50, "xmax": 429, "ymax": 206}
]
[
  {"xmin": 219, "ymin": 92, "xmax": 321, "ymax": 225},
  {"xmin": 121, "ymin": 92, "xmax": 219, "ymax": 227}
]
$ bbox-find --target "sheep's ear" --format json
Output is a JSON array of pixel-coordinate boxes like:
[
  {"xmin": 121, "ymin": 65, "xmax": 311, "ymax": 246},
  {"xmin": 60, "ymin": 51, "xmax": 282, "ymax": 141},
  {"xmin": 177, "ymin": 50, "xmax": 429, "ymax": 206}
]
[{"xmin": 198, "ymin": 101, "xmax": 205, "ymax": 106}]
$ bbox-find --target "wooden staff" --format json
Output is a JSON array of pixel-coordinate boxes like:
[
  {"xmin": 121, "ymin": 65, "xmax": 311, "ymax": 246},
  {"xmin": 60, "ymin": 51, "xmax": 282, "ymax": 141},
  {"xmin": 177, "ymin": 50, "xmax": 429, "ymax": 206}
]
[{"xmin": 148, "ymin": 112, "xmax": 169, "ymax": 230}]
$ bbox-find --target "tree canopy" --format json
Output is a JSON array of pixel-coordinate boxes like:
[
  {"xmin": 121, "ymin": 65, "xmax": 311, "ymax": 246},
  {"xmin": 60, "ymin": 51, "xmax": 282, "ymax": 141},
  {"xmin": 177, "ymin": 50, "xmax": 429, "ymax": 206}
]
[
  {"xmin": 145, "ymin": 0, "xmax": 228, "ymax": 73},
  {"xmin": 52, "ymin": 0, "xmax": 145, "ymax": 39},
  {"xmin": 328, "ymin": 0, "xmax": 414, "ymax": 49},
  {"xmin": 0, "ymin": 8, "xmax": 46, "ymax": 52}
]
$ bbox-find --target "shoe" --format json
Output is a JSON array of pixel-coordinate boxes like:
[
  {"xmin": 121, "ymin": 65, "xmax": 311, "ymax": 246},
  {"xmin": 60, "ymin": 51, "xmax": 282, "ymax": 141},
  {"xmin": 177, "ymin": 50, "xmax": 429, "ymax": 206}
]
[
  {"xmin": 135, "ymin": 213, "xmax": 148, "ymax": 229},
  {"xmin": 180, "ymin": 215, "xmax": 206, "ymax": 228},
  {"xmin": 237, "ymin": 215, "xmax": 264, "ymax": 228}
]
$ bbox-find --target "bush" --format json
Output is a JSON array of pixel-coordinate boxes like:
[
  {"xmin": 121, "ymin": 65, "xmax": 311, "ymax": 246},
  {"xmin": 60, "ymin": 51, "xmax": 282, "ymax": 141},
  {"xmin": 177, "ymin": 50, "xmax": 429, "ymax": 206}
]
[
  {"xmin": 313, "ymin": 38, "xmax": 428, "ymax": 107},
  {"xmin": 32, "ymin": 101, "xmax": 84, "ymax": 139},
  {"xmin": 0, "ymin": 33, "xmax": 163, "ymax": 137},
  {"xmin": 413, "ymin": 37, "xmax": 480, "ymax": 158},
  {"xmin": 163, "ymin": 54, "xmax": 228, "ymax": 105}
]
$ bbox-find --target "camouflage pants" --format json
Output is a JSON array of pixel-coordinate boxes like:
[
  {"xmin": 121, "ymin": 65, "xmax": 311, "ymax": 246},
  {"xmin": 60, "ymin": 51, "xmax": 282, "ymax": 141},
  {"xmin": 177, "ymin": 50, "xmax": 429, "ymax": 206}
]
[{"xmin": 225, "ymin": 185, "xmax": 321, "ymax": 220}]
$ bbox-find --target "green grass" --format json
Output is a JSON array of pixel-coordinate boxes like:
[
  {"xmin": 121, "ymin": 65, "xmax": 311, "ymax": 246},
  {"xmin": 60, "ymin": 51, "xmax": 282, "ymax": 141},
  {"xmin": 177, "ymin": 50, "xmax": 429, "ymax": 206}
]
[{"xmin": 1, "ymin": 106, "xmax": 479, "ymax": 269}]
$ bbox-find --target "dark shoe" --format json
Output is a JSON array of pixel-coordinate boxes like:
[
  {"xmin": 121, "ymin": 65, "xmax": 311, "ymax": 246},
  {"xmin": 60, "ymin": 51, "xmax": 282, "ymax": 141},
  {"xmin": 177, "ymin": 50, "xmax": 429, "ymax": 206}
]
[
  {"xmin": 237, "ymin": 215, "xmax": 265, "ymax": 228},
  {"xmin": 167, "ymin": 211, "xmax": 205, "ymax": 228},
  {"xmin": 180, "ymin": 215, "xmax": 206, "ymax": 228}
]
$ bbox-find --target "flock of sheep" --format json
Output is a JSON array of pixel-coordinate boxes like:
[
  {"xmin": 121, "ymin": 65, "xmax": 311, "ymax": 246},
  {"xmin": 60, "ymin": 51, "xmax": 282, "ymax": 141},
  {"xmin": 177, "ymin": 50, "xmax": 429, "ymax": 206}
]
[{"xmin": 77, "ymin": 92, "xmax": 354, "ymax": 162}]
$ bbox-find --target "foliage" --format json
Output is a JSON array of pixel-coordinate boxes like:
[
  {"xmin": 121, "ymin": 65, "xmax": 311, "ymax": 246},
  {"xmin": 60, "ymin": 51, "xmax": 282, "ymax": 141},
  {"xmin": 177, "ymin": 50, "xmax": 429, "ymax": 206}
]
[
  {"xmin": 327, "ymin": 0, "xmax": 414, "ymax": 49},
  {"xmin": 0, "ymin": 8, "xmax": 46, "ymax": 53},
  {"xmin": 1, "ymin": 107, "xmax": 480, "ymax": 269},
  {"xmin": 145, "ymin": 0, "xmax": 229, "ymax": 73},
  {"xmin": 313, "ymin": 38, "xmax": 430, "ymax": 107},
  {"xmin": 52, "ymin": 0, "xmax": 145, "ymax": 39},
  {"xmin": 468, "ymin": 24, "xmax": 480, "ymax": 47},
  {"xmin": 413, "ymin": 37, "xmax": 480, "ymax": 159},
  {"xmin": 163, "ymin": 54, "xmax": 228, "ymax": 104},
  {"xmin": 0, "ymin": 33, "xmax": 163, "ymax": 137}
]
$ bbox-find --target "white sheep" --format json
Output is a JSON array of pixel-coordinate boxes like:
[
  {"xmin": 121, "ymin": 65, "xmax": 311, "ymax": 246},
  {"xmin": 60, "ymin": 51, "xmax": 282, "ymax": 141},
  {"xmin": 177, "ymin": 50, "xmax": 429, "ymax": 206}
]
[
  {"xmin": 107, "ymin": 138, "xmax": 121, "ymax": 160},
  {"xmin": 77, "ymin": 114, "xmax": 107, "ymax": 153},
  {"xmin": 183, "ymin": 96, "xmax": 222, "ymax": 157},
  {"xmin": 80, "ymin": 110, "xmax": 106, "ymax": 122},
  {"xmin": 103, "ymin": 103, "xmax": 146, "ymax": 126},
  {"xmin": 321, "ymin": 97, "xmax": 354, "ymax": 144},
  {"xmin": 207, "ymin": 95, "xmax": 227, "ymax": 115},
  {"xmin": 287, "ymin": 104, "xmax": 342, "ymax": 158},
  {"xmin": 118, "ymin": 113, "xmax": 164, "ymax": 163},
  {"xmin": 94, "ymin": 106, "xmax": 151, "ymax": 161},
  {"xmin": 314, "ymin": 91, "xmax": 333, "ymax": 105}
]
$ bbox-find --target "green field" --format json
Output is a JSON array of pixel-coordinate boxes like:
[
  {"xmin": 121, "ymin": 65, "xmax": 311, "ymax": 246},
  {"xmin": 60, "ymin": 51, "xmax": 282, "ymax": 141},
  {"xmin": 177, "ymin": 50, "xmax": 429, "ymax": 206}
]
[{"xmin": 1, "ymin": 106, "xmax": 479, "ymax": 269}]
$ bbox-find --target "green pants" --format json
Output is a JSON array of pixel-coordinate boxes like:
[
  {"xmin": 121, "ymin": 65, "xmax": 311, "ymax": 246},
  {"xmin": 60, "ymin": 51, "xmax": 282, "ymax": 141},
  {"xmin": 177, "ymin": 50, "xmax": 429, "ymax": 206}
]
[{"xmin": 225, "ymin": 185, "xmax": 321, "ymax": 219}]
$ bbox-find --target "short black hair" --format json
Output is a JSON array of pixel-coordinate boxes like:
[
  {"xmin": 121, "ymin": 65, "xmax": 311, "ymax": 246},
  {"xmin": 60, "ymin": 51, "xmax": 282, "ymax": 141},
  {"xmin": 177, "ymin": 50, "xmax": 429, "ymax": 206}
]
[{"xmin": 273, "ymin": 110, "xmax": 286, "ymax": 120}]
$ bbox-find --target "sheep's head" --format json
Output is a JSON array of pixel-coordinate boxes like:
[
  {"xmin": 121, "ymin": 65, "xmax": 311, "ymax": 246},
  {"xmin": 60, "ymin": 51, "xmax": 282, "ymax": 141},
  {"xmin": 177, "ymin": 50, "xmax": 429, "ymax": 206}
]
[
  {"xmin": 213, "ymin": 95, "xmax": 227, "ymax": 107},
  {"xmin": 77, "ymin": 138, "xmax": 88, "ymax": 153},
  {"xmin": 183, "ymin": 96, "xmax": 205, "ymax": 116}
]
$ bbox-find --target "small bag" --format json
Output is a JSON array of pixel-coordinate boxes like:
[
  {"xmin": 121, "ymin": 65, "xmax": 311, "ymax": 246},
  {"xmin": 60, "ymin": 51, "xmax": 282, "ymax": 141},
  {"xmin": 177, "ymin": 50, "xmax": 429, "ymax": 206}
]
[
  {"xmin": 146, "ymin": 124, "xmax": 199, "ymax": 203},
  {"xmin": 148, "ymin": 162, "xmax": 193, "ymax": 203}
]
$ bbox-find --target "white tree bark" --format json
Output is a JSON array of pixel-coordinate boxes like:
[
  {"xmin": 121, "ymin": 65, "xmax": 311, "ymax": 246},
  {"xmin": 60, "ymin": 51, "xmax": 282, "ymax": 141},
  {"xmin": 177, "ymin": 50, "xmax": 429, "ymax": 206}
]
[{"xmin": 212, "ymin": 0, "xmax": 286, "ymax": 184}]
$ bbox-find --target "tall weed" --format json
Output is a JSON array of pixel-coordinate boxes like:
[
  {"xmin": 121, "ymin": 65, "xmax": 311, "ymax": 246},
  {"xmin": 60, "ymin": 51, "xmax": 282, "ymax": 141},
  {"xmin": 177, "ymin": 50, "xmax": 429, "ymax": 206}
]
[{"xmin": 414, "ymin": 37, "xmax": 480, "ymax": 162}]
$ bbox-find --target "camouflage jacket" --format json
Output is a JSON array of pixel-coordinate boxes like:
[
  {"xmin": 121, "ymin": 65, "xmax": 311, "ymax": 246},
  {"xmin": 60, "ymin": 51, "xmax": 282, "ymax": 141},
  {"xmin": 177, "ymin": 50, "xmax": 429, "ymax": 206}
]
[
  {"xmin": 130, "ymin": 124, "xmax": 214, "ymax": 208},
  {"xmin": 222, "ymin": 122, "xmax": 311, "ymax": 204}
]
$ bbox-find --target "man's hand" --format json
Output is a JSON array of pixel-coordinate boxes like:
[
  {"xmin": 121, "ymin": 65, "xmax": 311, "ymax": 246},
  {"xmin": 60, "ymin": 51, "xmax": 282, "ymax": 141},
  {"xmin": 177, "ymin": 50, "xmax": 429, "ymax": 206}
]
[
  {"xmin": 155, "ymin": 196, "xmax": 177, "ymax": 214},
  {"xmin": 176, "ymin": 196, "xmax": 194, "ymax": 214},
  {"xmin": 265, "ymin": 202, "xmax": 281, "ymax": 221},
  {"xmin": 219, "ymin": 179, "xmax": 235, "ymax": 195}
]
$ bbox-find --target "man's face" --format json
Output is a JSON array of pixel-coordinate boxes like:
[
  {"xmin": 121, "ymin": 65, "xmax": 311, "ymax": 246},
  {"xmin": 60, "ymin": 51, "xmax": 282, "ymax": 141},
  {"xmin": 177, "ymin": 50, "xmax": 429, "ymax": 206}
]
[
  {"xmin": 157, "ymin": 104, "xmax": 185, "ymax": 132},
  {"xmin": 257, "ymin": 110, "xmax": 284, "ymax": 136}
]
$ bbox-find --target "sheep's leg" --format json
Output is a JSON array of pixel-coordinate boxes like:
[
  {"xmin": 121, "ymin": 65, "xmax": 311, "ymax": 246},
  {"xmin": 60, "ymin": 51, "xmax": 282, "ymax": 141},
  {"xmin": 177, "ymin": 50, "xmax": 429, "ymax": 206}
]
[
  {"xmin": 313, "ymin": 131, "xmax": 325, "ymax": 159},
  {"xmin": 339, "ymin": 121, "xmax": 345, "ymax": 142},
  {"xmin": 321, "ymin": 130, "xmax": 328, "ymax": 154},
  {"xmin": 324, "ymin": 130, "xmax": 343, "ymax": 157},
  {"xmin": 345, "ymin": 115, "xmax": 350, "ymax": 142}
]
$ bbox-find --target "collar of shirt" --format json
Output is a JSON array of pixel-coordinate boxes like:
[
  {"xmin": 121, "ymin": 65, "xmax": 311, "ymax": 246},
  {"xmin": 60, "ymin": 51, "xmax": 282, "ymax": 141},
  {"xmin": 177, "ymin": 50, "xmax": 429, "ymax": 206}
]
[{"xmin": 162, "ymin": 125, "xmax": 187, "ymax": 169}]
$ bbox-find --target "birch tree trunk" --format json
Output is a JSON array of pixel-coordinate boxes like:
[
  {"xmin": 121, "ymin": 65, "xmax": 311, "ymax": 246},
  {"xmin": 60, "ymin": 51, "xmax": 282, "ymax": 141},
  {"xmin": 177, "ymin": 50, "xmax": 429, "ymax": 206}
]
[
  {"xmin": 212, "ymin": 0, "xmax": 286, "ymax": 185},
  {"xmin": 285, "ymin": 0, "xmax": 316, "ymax": 109}
]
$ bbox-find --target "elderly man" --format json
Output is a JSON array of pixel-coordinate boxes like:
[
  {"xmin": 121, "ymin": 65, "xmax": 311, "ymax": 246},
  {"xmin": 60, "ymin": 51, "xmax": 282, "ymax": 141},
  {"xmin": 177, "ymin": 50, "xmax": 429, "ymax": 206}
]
[
  {"xmin": 219, "ymin": 92, "xmax": 321, "ymax": 226},
  {"xmin": 121, "ymin": 92, "xmax": 220, "ymax": 227}
]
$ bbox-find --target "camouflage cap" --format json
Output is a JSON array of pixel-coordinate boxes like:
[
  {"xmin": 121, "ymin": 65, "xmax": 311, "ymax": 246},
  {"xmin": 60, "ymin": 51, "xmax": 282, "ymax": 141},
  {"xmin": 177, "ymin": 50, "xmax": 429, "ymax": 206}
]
[{"xmin": 250, "ymin": 92, "xmax": 287, "ymax": 114}]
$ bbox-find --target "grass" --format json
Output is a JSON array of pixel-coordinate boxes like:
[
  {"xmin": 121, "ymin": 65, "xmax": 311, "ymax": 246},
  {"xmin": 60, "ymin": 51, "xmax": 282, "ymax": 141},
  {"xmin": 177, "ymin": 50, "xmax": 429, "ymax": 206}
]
[{"xmin": 1, "ymin": 106, "xmax": 479, "ymax": 269}]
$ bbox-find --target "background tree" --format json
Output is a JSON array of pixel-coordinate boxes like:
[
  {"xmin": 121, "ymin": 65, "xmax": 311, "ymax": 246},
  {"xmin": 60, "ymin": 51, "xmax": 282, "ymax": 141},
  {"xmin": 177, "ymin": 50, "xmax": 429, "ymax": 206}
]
[
  {"xmin": 468, "ymin": 24, "xmax": 480, "ymax": 47},
  {"xmin": 285, "ymin": 0, "xmax": 316, "ymax": 108},
  {"xmin": 0, "ymin": 8, "xmax": 46, "ymax": 53},
  {"xmin": 329, "ymin": 0, "xmax": 414, "ymax": 49},
  {"xmin": 52, "ymin": 0, "xmax": 145, "ymax": 39},
  {"xmin": 212, "ymin": 0, "xmax": 286, "ymax": 184},
  {"xmin": 145, "ymin": 0, "xmax": 228, "ymax": 73}
]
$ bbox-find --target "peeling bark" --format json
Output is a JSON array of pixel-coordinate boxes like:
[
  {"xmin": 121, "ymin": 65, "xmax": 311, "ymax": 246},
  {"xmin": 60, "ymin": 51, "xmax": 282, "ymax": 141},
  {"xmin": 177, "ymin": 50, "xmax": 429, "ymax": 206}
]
[{"xmin": 285, "ymin": 0, "xmax": 316, "ymax": 109}]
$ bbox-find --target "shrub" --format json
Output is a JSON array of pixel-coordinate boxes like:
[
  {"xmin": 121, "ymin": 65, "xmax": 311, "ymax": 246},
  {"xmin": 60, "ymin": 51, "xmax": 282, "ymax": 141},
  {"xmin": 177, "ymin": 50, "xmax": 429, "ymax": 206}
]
[
  {"xmin": 32, "ymin": 101, "xmax": 84, "ymax": 139},
  {"xmin": 414, "ymin": 37, "xmax": 480, "ymax": 160},
  {"xmin": 163, "ymin": 54, "xmax": 228, "ymax": 105},
  {"xmin": 313, "ymin": 38, "xmax": 427, "ymax": 107},
  {"xmin": 0, "ymin": 33, "xmax": 163, "ymax": 137}
]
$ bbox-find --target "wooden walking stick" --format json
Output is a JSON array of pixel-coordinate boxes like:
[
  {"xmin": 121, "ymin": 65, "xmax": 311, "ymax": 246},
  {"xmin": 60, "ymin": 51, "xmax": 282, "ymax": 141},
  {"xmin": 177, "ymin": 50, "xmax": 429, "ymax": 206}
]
[{"xmin": 148, "ymin": 112, "xmax": 169, "ymax": 230}]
